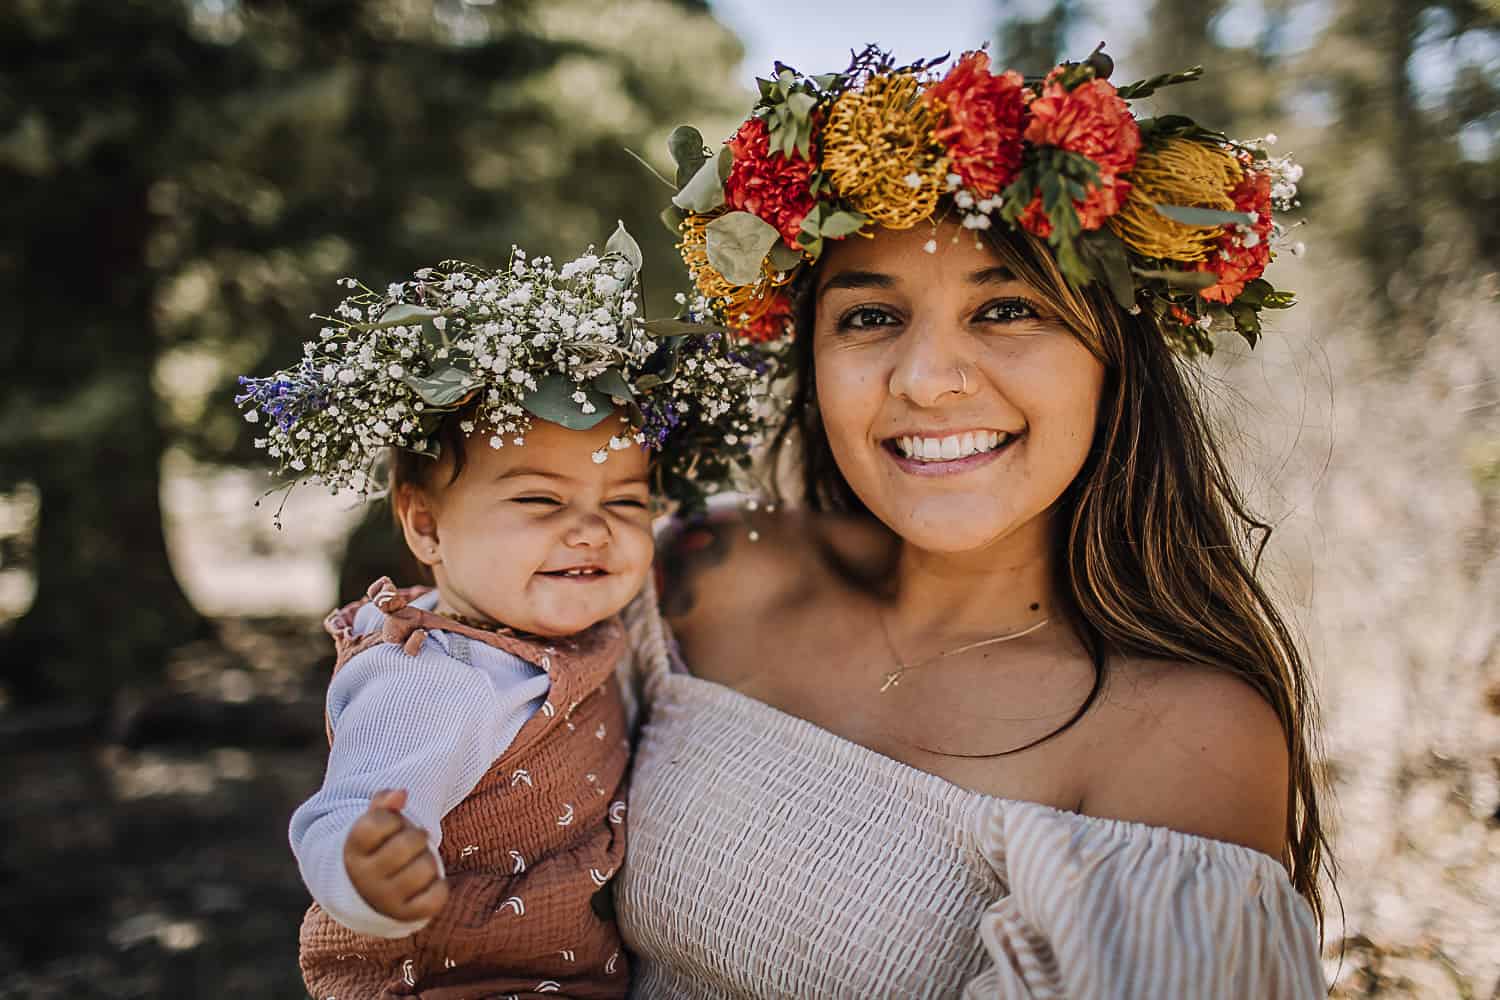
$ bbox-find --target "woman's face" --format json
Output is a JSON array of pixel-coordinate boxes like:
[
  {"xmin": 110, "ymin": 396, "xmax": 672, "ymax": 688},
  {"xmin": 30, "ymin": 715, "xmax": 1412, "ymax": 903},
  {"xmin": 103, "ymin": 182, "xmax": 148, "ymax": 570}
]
[{"xmin": 812, "ymin": 222, "xmax": 1107, "ymax": 556}]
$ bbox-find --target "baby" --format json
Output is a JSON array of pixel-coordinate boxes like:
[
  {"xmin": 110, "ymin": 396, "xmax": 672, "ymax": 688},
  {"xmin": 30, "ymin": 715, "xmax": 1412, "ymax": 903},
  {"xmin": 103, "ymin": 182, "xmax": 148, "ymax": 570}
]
[{"xmin": 236, "ymin": 226, "xmax": 763, "ymax": 998}]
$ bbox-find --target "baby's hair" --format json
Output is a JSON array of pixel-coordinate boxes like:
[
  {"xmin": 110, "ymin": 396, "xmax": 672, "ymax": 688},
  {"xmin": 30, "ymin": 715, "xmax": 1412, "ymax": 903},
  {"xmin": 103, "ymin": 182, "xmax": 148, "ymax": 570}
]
[{"xmin": 386, "ymin": 408, "xmax": 477, "ymax": 525}]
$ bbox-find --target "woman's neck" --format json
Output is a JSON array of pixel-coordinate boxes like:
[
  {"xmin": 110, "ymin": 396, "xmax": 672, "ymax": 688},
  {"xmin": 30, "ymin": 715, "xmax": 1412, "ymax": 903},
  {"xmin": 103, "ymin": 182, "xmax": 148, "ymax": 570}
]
[{"xmin": 889, "ymin": 516, "xmax": 1058, "ymax": 643}]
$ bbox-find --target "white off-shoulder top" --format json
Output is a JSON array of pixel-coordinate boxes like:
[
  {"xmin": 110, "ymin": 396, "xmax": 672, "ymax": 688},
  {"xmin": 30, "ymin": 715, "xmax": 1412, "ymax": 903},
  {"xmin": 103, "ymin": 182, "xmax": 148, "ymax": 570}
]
[{"xmin": 613, "ymin": 585, "xmax": 1326, "ymax": 999}]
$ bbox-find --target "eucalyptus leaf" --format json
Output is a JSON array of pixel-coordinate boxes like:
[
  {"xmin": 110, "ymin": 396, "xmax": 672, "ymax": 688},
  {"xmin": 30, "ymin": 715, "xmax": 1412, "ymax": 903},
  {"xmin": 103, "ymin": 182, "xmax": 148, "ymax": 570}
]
[
  {"xmin": 402, "ymin": 366, "xmax": 481, "ymax": 408},
  {"xmin": 672, "ymin": 153, "xmax": 726, "ymax": 213},
  {"xmin": 522, "ymin": 374, "xmax": 614, "ymax": 430},
  {"xmin": 604, "ymin": 220, "xmax": 643, "ymax": 276},
  {"xmin": 705, "ymin": 211, "xmax": 780, "ymax": 285},
  {"xmin": 635, "ymin": 374, "xmax": 664, "ymax": 390},
  {"xmin": 716, "ymin": 144, "xmax": 734, "ymax": 183},
  {"xmin": 667, "ymin": 125, "xmax": 707, "ymax": 188},
  {"xmin": 592, "ymin": 367, "xmax": 636, "ymax": 403},
  {"xmin": 660, "ymin": 204, "xmax": 687, "ymax": 237},
  {"xmin": 1154, "ymin": 203, "xmax": 1254, "ymax": 227},
  {"xmin": 767, "ymin": 241, "xmax": 804, "ymax": 273},
  {"xmin": 373, "ymin": 303, "xmax": 441, "ymax": 328},
  {"xmin": 1131, "ymin": 267, "xmax": 1219, "ymax": 290},
  {"xmin": 818, "ymin": 210, "xmax": 868, "ymax": 238}
]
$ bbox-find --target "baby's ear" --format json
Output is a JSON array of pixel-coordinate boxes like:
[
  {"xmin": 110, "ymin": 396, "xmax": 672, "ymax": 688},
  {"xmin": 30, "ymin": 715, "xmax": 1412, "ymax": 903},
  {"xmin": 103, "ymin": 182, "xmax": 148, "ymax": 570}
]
[{"xmin": 396, "ymin": 484, "xmax": 443, "ymax": 567}]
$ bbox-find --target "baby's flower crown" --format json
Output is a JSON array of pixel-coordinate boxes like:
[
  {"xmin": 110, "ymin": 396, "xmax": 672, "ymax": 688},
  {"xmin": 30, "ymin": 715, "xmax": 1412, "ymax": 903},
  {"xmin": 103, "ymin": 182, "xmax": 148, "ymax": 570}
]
[
  {"xmin": 237, "ymin": 223, "xmax": 768, "ymax": 514},
  {"xmin": 660, "ymin": 44, "xmax": 1303, "ymax": 355}
]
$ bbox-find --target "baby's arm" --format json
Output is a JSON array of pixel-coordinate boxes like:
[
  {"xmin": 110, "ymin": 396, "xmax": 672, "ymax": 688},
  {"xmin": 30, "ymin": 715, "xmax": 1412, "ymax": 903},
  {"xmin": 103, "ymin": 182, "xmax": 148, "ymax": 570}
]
[{"xmin": 289, "ymin": 634, "xmax": 550, "ymax": 938}]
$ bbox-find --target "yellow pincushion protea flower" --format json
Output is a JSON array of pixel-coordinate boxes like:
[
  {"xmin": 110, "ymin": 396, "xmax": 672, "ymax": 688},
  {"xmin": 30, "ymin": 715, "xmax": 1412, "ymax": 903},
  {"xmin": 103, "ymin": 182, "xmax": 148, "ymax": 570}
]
[
  {"xmin": 1110, "ymin": 138, "xmax": 1244, "ymax": 262},
  {"xmin": 822, "ymin": 72, "xmax": 949, "ymax": 230}
]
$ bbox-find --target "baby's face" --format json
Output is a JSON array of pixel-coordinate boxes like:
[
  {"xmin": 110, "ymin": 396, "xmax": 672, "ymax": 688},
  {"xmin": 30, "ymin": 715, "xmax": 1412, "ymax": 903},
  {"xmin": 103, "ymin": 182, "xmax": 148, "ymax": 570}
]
[{"xmin": 410, "ymin": 415, "xmax": 654, "ymax": 637}]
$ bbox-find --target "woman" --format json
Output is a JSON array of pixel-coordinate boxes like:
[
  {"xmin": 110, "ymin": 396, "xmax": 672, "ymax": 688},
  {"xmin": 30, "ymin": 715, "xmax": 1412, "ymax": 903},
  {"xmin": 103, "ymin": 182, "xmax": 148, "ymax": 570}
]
[{"xmin": 612, "ymin": 46, "xmax": 1328, "ymax": 997}]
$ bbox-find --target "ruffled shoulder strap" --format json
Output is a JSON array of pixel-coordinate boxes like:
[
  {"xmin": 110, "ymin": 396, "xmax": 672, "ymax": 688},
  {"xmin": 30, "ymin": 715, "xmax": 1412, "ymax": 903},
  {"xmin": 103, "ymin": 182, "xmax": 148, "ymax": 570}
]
[
  {"xmin": 963, "ymin": 799, "xmax": 1325, "ymax": 999},
  {"xmin": 617, "ymin": 573, "xmax": 675, "ymax": 731}
]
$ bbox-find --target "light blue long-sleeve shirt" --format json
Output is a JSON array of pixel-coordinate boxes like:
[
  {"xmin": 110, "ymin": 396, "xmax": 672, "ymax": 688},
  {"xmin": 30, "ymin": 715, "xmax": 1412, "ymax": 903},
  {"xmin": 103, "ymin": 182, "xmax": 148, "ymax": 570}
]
[{"xmin": 288, "ymin": 591, "xmax": 550, "ymax": 938}]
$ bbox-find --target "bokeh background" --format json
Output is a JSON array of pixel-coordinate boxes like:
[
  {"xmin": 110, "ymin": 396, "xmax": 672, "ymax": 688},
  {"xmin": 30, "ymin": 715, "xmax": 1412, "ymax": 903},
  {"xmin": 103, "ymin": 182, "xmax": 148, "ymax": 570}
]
[{"xmin": 3, "ymin": 1, "xmax": 1498, "ymax": 996}]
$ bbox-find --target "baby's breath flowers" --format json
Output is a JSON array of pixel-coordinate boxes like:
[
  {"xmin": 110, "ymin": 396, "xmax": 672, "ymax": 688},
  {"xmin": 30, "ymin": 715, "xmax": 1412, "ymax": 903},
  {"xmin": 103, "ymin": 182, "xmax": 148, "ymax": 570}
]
[{"xmin": 237, "ymin": 224, "xmax": 768, "ymax": 512}]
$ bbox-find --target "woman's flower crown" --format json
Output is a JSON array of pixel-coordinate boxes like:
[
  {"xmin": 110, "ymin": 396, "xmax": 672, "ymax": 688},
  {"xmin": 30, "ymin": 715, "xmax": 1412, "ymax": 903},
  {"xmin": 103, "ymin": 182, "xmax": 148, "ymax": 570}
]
[
  {"xmin": 236, "ymin": 224, "xmax": 768, "ymax": 513},
  {"xmin": 660, "ymin": 44, "xmax": 1304, "ymax": 355}
]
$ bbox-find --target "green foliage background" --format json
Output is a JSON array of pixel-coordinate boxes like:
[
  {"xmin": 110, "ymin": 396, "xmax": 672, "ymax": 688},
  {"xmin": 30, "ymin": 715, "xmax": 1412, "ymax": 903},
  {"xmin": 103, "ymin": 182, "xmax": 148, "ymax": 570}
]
[{"xmin": 0, "ymin": 0, "xmax": 744, "ymax": 703}]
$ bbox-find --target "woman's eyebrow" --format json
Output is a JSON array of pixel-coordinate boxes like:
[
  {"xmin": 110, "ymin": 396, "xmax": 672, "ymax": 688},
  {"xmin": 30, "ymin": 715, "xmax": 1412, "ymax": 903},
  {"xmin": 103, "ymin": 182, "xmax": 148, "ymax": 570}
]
[
  {"xmin": 817, "ymin": 269, "xmax": 895, "ymax": 301},
  {"xmin": 968, "ymin": 266, "xmax": 1018, "ymax": 284}
]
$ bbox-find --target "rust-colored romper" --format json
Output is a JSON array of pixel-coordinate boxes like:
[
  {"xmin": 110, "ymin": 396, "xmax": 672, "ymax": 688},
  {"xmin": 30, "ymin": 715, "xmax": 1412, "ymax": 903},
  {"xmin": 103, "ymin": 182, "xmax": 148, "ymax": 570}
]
[{"xmin": 299, "ymin": 581, "xmax": 630, "ymax": 1000}]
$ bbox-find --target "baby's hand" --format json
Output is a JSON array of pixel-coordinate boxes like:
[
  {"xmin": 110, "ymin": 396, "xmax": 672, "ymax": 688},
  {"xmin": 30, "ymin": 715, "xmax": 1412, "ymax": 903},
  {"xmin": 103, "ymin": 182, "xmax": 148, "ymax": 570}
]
[{"xmin": 343, "ymin": 788, "xmax": 450, "ymax": 923}]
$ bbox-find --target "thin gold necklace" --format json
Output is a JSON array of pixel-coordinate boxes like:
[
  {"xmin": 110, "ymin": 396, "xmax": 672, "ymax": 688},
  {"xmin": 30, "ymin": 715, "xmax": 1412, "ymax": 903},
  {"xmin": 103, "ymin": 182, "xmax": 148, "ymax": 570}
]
[{"xmin": 876, "ymin": 610, "xmax": 1051, "ymax": 693}]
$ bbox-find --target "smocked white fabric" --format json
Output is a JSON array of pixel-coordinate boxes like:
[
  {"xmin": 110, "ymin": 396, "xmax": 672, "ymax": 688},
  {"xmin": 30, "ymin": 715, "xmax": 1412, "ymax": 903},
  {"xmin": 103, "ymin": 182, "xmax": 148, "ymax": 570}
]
[{"xmin": 613, "ymin": 585, "xmax": 1325, "ymax": 999}]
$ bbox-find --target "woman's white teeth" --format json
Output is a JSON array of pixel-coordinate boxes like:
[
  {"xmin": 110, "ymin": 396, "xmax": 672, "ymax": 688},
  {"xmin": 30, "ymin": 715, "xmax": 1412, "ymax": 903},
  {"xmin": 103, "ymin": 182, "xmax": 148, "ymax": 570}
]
[{"xmin": 896, "ymin": 431, "xmax": 1008, "ymax": 461}]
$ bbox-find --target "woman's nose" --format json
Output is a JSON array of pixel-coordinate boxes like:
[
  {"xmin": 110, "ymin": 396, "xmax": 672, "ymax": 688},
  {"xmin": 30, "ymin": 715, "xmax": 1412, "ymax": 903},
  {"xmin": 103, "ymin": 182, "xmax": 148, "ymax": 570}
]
[
  {"xmin": 886, "ymin": 320, "xmax": 968, "ymax": 408},
  {"xmin": 563, "ymin": 511, "xmax": 611, "ymax": 549}
]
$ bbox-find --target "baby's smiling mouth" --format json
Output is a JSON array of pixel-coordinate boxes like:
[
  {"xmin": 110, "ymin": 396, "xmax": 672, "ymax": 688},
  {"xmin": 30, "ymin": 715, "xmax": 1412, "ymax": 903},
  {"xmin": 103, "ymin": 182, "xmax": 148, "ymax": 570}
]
[{"xmin": 537, "ymin": 566, "xmax": 610, "ymax": 579}]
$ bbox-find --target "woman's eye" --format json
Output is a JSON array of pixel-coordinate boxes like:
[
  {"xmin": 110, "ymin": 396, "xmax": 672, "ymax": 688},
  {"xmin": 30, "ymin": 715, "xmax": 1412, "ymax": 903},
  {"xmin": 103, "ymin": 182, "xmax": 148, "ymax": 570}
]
[
  {"xmin": 607, "ymin": 498, "xmax": 648, "ymax": 510},
  {"xmin": 979, "ymin": 298, "xmax": 1043, "ymax": 323},
  {"xmin": 512, "ymin": 496, "xmax": 562, "ymax": 506},
  {"xmin": 837, "ymin": 305, "xmax": 900, "ymax": 331}
]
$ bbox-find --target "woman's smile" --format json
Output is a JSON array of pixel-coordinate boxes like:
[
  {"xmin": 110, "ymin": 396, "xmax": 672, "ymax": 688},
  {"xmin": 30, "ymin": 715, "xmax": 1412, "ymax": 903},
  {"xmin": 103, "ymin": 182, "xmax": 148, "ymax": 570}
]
[{"xmin": 882, "ymin": 429, "xmax": 1024, "ymax": 476}]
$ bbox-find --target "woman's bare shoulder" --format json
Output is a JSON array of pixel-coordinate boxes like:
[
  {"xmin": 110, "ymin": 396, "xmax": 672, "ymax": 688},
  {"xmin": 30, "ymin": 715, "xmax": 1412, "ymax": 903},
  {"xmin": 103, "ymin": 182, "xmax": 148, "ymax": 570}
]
[{"xmin": 1079, "ymin": 658, "xmax": 1291, "ymax": 857}]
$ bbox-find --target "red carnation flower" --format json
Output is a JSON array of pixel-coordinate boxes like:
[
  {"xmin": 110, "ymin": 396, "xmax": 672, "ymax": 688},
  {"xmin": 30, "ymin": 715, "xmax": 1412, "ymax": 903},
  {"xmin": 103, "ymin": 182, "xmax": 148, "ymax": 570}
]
[
  {"xmin": 1197, "ymin": 168, "xmax": 1274, "ymax": 304},
  {"xmin": 926, "ymin": 51, "xmax": 1029, "ymax": 198},
  {"xmin": 1019, "ymin": 76, "xmax": 1141, "ymax": 237},
  {"xmin": 723, "ymin": 117, "xmax": 818, "ymax": 249}
]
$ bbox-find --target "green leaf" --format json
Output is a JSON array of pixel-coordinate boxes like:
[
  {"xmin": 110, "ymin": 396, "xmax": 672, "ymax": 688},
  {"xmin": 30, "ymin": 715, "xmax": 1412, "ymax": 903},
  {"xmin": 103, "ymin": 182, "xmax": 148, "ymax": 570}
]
[
  {"xmin": 672, "ymin": 153, "xmax": 726, "ymax": 213},
  {"xmin": 704, "ymin": 210, "xmax": 781, "ymax": 285},
  {"xmin": 767, "ymin": 241, "xmax": 804, "ymax": 272},
  {"xmin": 818, "ymin": 210, "xmax": 868, "ymax": 238},
  {"xmin": 604, "ymin": 220, "xmax": 643, "ymax": 276},
  {"xmin": 644, "ymin": 318, "xmax": 725, "ymax": 337},
  {"xmin": 1079, "ymin": 230, "xmax": 1137, "ymax": 310},
  {"xmin": 1131, "ymin": 267, "xmax": 1219, "ymax": 290},
  {"xmin": 372, "ymin": 303, "xmax": 441, "ymax": 328},
  {"xmin": 756, "ymin": 77, "xmax": 776, "ymax": 100},
  {"xmin": 592, "ymin": 367, "xmax": 636, "ymax": 403},
  {"xmin": 667, "ymin": 125, "xmax": 707, "ymax": 187},
  {"xmin": 786, "ymin": 91, "xmax": 817, "ymax": 120},
  {"xmin": 1228, "ymin": 300, "xmax": 1262, "ymax": 347},
  {"xmin": 660, "ymin": 204, "xmax": 687, "ymax": 237},
  {"xmin": 1153, "ymin": 204, "xmax": 1254, "ymax": 227},
  {"xmin": 521, "ymin": 374, "xmax": 615, "ymax": 430},
  {"xmin": 636, "ymin": 374, "xmax": 665, "ymax": 390},
  {"xmin": 402, "ymin": 366, "xmax": 481, "ymax": 408},
  {"xmin": 716, "ymin": 144, "xmax": 734, "ymax": 183},
  {"xmin": 1115, "ymin": 66, "xmax": 1204, "ymax": 101}
]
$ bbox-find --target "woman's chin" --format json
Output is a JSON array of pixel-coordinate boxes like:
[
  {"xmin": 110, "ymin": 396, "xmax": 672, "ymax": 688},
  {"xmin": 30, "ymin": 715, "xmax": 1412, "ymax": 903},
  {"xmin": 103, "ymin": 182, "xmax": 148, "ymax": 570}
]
[{"xmin": 869, "ymin": 497, "xmax": 1031, "ymax": 555}]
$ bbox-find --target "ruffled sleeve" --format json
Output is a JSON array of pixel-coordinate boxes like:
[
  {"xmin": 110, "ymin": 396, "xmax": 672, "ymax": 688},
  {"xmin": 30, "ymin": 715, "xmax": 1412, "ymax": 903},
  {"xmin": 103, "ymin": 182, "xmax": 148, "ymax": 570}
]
[{"xmin": 963, "ymin": 800, "xmax": 1325, "ymax": 1000}]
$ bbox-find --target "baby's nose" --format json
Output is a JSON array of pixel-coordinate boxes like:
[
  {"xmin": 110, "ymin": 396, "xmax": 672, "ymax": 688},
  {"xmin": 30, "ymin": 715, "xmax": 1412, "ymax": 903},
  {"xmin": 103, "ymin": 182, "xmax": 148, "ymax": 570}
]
[{"xmin": 564, "ymin": 512, "xmax": 610, "ymax": 548}]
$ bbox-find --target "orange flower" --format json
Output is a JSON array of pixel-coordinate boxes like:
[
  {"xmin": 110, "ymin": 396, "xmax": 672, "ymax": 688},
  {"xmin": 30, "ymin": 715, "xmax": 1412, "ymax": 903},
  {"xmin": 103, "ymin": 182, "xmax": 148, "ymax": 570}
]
[
  {"xmin": 1197, "ymin": 168, "xmax": 1274, "ymax": 304},
  {"xmin": 723, "ymin": 117, "xmax": 818, "ymax": 249},
  {"xmin": 1019, "ymin": 76, "xmax": 1140, "ymax": 236},
  {"xmin": 926, "ymin": 51, "xmax": 1029, "ymax": 198}
]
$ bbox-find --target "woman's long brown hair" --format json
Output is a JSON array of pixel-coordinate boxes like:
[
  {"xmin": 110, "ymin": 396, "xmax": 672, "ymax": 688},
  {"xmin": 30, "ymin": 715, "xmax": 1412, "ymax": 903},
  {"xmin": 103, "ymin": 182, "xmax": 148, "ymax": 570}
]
[{"xmin": 766, "ymin": 227, "xmax": 1330, "ymax": 926}]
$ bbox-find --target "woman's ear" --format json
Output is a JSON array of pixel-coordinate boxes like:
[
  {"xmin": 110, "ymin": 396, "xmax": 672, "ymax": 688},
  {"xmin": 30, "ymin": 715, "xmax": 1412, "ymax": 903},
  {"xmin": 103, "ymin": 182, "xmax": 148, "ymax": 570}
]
[{"xmin": 396, "ymin": 484, "xmax": 443, "ymax": 567}]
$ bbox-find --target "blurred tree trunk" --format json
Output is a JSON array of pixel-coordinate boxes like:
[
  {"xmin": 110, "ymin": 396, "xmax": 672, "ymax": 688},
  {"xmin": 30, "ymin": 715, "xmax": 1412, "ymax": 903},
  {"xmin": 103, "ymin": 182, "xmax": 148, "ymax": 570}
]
[{"xmin": 1, "ymin": 166, "xmax": 209, "ymax": 704}]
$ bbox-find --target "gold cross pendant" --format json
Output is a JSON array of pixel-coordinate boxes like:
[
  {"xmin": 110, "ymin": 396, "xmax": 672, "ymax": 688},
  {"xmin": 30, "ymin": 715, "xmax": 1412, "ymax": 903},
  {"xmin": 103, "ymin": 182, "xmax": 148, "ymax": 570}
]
[{"xmin": 879, "ymin": 670, "xmax": 904, "ymax": 693}]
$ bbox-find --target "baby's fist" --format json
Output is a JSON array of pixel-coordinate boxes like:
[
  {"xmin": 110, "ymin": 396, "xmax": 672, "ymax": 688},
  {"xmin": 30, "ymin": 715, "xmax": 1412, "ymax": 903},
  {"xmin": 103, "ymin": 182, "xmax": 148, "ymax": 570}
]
[{"xmin": 343, "ymin": 789, "xmax": 450, "ymax": 923}]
